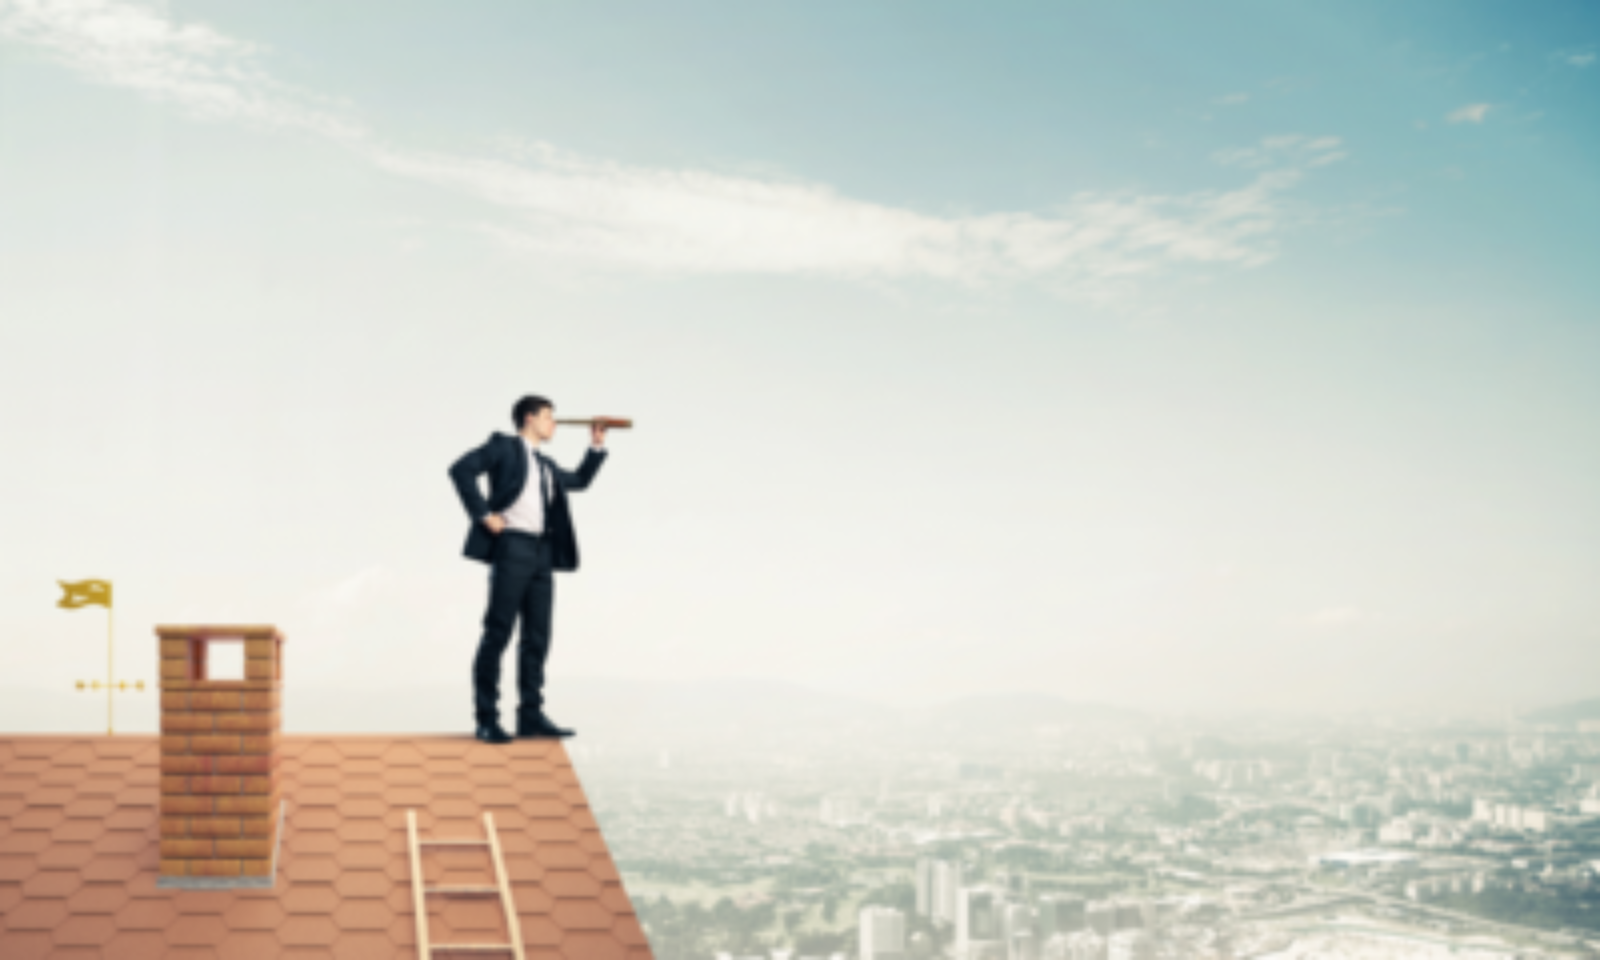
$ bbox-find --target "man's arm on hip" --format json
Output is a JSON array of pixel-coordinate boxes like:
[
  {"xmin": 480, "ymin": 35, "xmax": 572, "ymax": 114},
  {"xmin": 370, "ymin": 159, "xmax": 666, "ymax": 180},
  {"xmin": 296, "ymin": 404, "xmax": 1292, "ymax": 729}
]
[{"xmin": 448, "ymin": 437, "xmax": 501, "ymax": 521}]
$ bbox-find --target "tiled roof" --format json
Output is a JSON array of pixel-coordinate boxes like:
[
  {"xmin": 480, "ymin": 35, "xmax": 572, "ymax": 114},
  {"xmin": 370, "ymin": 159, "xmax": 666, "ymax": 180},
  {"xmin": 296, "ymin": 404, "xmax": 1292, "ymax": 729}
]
[{"xmin": 0, "ymin": 735, "xmax": 653, "ymax": 959}]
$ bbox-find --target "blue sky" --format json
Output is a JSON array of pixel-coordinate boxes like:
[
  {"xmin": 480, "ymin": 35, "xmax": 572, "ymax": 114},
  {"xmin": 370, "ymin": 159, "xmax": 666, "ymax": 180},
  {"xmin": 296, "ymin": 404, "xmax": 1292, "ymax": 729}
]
[{"xmin": 0, "ymin": 1, "xmax": 1596, "ymax": 722}]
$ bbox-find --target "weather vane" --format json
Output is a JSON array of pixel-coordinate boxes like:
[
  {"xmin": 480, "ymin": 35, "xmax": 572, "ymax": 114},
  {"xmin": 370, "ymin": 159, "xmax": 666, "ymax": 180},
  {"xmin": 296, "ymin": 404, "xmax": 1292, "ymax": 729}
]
[{"xmin": 58, "ymin": 579, "xmax": 144, "ymax": 735}]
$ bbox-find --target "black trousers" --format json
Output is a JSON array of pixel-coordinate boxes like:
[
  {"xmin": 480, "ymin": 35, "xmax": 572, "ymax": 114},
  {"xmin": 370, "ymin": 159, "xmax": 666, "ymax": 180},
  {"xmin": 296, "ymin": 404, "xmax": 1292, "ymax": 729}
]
[{"xmin": 472, "ymin": 529, "xmax": 554, "ymax": 726}]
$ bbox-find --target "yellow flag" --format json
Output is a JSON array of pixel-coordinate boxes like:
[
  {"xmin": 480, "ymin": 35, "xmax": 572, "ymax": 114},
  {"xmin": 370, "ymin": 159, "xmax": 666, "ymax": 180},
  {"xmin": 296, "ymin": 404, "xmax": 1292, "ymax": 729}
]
[{"xmin": 58, "ymin": 580, "xmax": 112, "ymax": 609}]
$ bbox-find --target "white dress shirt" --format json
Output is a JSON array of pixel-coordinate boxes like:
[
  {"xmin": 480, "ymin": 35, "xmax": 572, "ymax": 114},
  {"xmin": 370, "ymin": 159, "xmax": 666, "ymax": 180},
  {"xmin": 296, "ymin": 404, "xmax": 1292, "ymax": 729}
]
[
  {"xmin": 501, "ymin": 439, "xmax": 553, "ymax": 535},
  {"xmin": 500, "ymin": 438, "xmax": 605, "ymax": 535}
]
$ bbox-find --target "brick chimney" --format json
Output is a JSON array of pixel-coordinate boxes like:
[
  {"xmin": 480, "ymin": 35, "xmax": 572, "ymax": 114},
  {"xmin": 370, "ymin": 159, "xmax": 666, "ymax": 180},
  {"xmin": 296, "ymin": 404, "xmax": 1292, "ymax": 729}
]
[{"xmin": 156, "ymin": 624, "xmax": 284, "ymax": 888}]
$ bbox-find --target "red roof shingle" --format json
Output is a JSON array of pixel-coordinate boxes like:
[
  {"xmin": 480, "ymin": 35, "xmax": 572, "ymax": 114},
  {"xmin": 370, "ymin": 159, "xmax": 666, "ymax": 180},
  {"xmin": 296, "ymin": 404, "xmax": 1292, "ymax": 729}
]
[{"xmin": 0, "ymin": 735, "xmax": 654, "ymax": 959}]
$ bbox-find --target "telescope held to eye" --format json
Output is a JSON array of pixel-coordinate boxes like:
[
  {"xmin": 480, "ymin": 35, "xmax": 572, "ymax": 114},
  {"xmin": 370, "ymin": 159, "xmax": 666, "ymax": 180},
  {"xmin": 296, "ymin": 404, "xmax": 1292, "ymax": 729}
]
[{"xmin": 555, "ymin": 416, "xmax": 634, "ymax": 429}]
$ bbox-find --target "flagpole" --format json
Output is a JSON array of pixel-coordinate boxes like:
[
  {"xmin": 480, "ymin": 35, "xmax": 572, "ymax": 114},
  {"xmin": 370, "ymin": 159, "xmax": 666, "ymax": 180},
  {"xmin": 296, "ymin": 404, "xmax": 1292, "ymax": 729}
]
[
  {"xmin": 60, "ymin": 579, "xmax": 138, "ymax": 734},
  {"xmin": 107, "ymin": 604, "xmax": 114, "ymax": 736}
]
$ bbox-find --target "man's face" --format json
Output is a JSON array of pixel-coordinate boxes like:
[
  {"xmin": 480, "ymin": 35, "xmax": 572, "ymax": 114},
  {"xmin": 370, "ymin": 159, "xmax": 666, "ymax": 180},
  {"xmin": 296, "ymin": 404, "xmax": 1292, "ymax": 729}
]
[{"xmin": 533, "ymin": 406, "xmax": 556, "ymax": 440}]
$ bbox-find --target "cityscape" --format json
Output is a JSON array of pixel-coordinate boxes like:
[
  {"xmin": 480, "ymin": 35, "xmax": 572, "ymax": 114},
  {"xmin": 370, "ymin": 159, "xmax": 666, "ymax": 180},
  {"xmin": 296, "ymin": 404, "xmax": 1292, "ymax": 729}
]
[
  {"xmin": 2, "ymin": 1, "xmax": 1596, "ymax": 958},
  {"xmin": 568, "ymin": 688, "xmax": 1600, "ymax": 960}
]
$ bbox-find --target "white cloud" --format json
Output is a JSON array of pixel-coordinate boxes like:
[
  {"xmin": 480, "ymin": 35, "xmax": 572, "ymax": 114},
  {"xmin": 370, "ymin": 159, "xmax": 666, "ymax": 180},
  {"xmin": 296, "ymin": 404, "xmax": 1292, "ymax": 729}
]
[
  {"xmin": 1447, "ymin": 103, "xmax": 1492, "ymax": 124},
  {"xmin": 375, "ymin": 140, "xmax": 1311, "ymax": 284},
  {"xmin": 0, "ymin": 0, "xmax": 1344, "ymax": 293},
  {"xmin": 0, "ymin": 0, "xmax": 364, "ymax": 139},
  {"xmin": 1214, "ymin": 93, "xmax": 1250, "ymax": 105},
  {"xmin": 1544, "ymin": 47, "xmax": 1595, "ymax": 70},
  {"xmin": 1212, "ymin": 134, "xmax": 1347, "ymax": 171}
]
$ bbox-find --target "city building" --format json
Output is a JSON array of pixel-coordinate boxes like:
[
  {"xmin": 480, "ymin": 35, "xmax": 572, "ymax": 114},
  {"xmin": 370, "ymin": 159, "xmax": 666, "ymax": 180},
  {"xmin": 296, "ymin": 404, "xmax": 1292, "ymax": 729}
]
[
  {"xmin": 933, "ymin": 859, "xmax": 965, "ymax": 927},
  {"xmin": 1085, "ymin": 900, "xmax": 1116, "ymax": 935},
  {"xmin": 916, "ymin": 857, "xmax": 934, "ymax": 916},
  {"xmin": 859, "ymin": 905, "xmax": 907, "ymax": 960},
  {"xmin": 1002, "ymin": 901, "xmax": 1036, "ymax": 960},
  {"xmin": 958, "ymin": 885, "xmax": 1002, "ymax": 956},
  {"xmin": 1037, "ymin": 893, "xmax": 1087, "ymax": 936}
]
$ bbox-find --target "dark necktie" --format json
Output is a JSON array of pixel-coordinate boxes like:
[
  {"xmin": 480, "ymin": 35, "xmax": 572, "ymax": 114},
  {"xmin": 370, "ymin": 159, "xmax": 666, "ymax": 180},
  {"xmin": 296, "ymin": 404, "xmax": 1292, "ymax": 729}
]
[{"xmin": 534, "ymin": 451, "xmax": 551, "ymax": 527}]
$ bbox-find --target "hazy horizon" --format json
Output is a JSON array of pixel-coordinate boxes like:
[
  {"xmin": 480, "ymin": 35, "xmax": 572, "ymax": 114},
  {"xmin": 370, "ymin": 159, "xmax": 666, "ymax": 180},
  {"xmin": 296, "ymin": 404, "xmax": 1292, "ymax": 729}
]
[{"xmin": 0, "ymin": 671, "xmax": 1583, "ymax": 738}]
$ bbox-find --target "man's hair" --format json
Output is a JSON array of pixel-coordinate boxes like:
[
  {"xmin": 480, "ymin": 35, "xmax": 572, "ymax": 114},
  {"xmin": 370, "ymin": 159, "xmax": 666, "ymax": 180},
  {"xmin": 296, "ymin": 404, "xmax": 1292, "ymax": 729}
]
[{"xmin": 512, "ymin": 395, "xmax": 553, "ymax": 431}]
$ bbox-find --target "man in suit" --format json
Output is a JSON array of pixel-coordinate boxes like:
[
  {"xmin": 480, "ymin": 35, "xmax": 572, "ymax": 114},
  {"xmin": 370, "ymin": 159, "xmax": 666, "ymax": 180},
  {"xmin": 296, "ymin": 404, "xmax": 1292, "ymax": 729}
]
[{"xmin": 449, "ymin": 395, "xmax": 610, "ymax": 744}]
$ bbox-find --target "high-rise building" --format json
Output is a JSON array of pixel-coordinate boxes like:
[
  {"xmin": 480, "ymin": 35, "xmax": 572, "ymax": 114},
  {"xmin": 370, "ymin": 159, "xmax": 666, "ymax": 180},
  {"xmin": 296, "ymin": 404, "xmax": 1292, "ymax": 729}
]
[
  {"xmin": 996, "ymin": 870, "xmax": 1030, "ymax": 899},
  {"xmin": 1003, "ymin": 902, "xmax": 1037, "ymax": 960},
  {"xmin": 1037, "ymin": 894, "xmax": 1087, "ymax": 936},
  {"xmin": 957, "ymin": 886, "xmax": 1002, "ymax": 954},
  {"xmin": 860, "ymin": 905, "xmax": 907, "ymax": 960},
  {"xmin": 916, "ymin": 857, "xmax": 934, "ymax": 917},
  {"xmin": 1084, "ymin": 901, "xmax": 1116, "ymax": 935},
  {"xmin": 933, "ymin": 860, "xmax": 965, "ymax": 927}
]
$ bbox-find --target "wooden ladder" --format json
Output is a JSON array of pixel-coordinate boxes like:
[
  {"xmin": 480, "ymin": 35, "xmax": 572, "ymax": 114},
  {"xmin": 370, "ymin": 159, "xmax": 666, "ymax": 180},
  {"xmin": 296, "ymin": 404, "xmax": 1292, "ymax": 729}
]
[{"xmin": 406, "ymin": 809, "xmax": 527, "ymax": 960}]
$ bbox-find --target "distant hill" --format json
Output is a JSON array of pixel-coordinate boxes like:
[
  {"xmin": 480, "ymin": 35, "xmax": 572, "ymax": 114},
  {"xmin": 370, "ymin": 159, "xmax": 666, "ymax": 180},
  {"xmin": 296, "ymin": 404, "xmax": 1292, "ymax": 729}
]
[
  {"xmin": 1523, "ymin": 697, "xmax": 1600, "ymax": 725},
  {"xmin": 912, "ymin": 691, "xmax": 1145, "ymax": 731},
  {"xmin": 556, "ymin": 675, "xmax": 895, "ymax": 735}
]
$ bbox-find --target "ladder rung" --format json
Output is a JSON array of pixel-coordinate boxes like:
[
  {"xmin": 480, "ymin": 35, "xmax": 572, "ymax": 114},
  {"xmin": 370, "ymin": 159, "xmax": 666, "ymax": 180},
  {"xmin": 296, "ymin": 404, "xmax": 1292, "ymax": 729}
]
[{"xmin": 409, "ymin": 809, "xmax": 526, "ymax": 960}]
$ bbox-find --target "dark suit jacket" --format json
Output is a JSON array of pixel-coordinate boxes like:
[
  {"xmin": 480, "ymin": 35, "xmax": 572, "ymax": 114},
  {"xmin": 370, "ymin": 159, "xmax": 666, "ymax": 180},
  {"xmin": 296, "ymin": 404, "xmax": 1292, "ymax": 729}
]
[{"xmin": 448, "ymin": 432, "xmax": 607, "ymax": 570}]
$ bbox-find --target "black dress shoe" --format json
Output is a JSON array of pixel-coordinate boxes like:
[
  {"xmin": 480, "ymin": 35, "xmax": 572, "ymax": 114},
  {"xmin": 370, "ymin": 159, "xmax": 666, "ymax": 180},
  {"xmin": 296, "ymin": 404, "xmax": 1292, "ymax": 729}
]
[
  {"xmin": 517, "ymin": 714, "xmax": 575, "ymax": 738},
  {"xmin": 475, "ymin": 723, "xmax": 514, "ymax": 744}
]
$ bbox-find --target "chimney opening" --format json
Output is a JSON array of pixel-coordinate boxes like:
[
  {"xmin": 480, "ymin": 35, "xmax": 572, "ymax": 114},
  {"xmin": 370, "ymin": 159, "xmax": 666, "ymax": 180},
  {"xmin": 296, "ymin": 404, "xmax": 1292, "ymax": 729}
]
[{"xmin": 204, "ymin": 640, "xmax": 246, "ymax": 680}]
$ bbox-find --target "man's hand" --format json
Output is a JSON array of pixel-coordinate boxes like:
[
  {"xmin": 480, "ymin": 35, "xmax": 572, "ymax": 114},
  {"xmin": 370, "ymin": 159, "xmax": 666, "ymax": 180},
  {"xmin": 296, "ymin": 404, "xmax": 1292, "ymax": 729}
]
[
  {"xmin": 591, "ymin": 420, "xmax": 610, "ymax": 448},
  {"xmin": 483, "ymin": 514, "xmax": 507, "ymax": 534}
]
